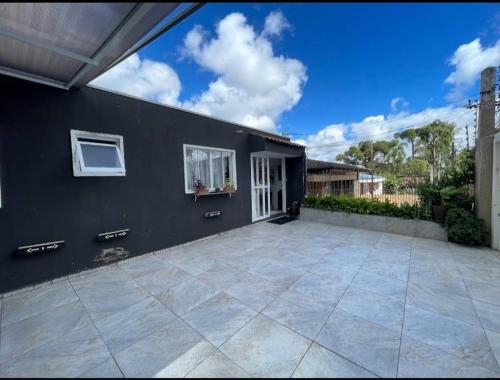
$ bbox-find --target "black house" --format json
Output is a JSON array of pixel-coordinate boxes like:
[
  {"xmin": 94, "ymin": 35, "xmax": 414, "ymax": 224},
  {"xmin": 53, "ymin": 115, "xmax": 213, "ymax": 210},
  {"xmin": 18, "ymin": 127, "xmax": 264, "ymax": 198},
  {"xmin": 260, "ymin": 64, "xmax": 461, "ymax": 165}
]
[{"xmin": 0, "ymin": 4, "xmax": 306, "ymax": 294}]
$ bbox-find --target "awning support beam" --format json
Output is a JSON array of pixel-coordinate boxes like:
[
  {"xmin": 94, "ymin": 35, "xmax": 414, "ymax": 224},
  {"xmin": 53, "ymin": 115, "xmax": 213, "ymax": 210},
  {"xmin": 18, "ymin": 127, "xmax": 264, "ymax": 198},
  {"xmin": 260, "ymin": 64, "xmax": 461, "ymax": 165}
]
[
  {"xmin": 0, "ymin": 65, "xmax": 68, "ymax": 90},
  {"xmin": 0, "ymin": 29, "xmax": 99, "ymax": 66}
]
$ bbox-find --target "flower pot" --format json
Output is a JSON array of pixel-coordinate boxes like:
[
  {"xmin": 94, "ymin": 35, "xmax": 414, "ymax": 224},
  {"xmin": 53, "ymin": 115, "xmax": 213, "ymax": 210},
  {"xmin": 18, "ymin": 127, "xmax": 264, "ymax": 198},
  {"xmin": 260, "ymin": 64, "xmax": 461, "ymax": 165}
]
[{"xmin": 432, "ymin": 204, "xmax": 446, "ymax": 223}]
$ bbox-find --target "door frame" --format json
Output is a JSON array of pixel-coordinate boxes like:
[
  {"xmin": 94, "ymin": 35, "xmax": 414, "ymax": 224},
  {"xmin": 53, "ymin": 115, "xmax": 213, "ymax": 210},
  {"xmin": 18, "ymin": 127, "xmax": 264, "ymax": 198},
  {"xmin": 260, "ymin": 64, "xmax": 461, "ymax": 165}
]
[
  {"xmin": 492, "ymin": 134, "xmax": 500, "ymax": 249},
  {"xmin": 250, "ymin": 153, "xmax": 286, "ymax": 222}
]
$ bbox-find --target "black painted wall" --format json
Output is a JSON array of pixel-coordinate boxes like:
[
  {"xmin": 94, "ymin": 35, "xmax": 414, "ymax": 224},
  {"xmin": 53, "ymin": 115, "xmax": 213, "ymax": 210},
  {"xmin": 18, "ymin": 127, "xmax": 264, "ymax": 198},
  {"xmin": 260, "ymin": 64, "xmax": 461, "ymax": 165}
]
[{"xmin": 0, "ymin": 76, "xmax": 305, "ymax": 293}]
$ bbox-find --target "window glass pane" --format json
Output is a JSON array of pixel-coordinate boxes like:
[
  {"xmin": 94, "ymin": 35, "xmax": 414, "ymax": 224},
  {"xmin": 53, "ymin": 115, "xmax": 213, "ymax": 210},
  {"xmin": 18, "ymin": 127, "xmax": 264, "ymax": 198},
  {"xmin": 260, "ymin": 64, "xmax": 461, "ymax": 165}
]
[
  {"xmin": 211, "ymin": 151, "xmax": 223, "ymax": 189},
  {"xmin": 222, "ymin": 151, "xmax": 234, "ymax": 186},
  {"xmin": 80, "ymin": 143, "xmax": 121, "ymax": 168},
  {"xmin": 186, "ymin": 148, "xmax": 210, "ymax": 191}
]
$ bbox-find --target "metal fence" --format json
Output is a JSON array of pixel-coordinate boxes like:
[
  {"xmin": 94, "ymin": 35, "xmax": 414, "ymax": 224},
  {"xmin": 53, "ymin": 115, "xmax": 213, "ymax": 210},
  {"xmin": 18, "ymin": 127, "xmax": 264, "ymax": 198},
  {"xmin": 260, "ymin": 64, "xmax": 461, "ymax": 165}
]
[{"xmin": 306, "ymin": 163, "xmax": 476, "ymax": 211}]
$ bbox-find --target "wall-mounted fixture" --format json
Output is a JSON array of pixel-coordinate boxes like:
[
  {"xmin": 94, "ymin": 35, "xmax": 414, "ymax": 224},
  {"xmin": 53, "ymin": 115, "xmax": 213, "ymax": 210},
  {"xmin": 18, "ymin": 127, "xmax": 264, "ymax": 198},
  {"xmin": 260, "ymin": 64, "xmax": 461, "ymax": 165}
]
[
  {"xmin": 205, "ymin": 210, "xmax": 222, "ymax": 218},
  {"xmin": 97, "ymin": 228, "xmax": 130, "ymax": 242},
  {"xmin": 17, "ymin": 240, "xmax": 64, "ymax": 255}
]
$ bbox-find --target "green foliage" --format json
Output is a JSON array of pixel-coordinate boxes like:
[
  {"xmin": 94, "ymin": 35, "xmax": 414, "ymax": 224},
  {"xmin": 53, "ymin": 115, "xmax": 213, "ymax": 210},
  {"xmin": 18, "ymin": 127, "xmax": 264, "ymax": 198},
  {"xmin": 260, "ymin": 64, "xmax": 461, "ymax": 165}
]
[
  {"xmin": 303, "ymin": 194, "xmax": 428, "ymax": 220},
  {"xmin": 445, "ymin": 208, "xmax": 486, "ymax": 245},
  {"xmin": 383, "ymin": 175, "xmax": 401, "ymax": 194},
  {"xmin": 404, "ymin": 159, "xmax": 428, "ymax": 176},
  {"xmin": 440, "ymin": 185, "xmax": 473, "ymax": 209},
  {"xmin": 417, "ymin": 181, "xmax": 441, "ymax": 205}
]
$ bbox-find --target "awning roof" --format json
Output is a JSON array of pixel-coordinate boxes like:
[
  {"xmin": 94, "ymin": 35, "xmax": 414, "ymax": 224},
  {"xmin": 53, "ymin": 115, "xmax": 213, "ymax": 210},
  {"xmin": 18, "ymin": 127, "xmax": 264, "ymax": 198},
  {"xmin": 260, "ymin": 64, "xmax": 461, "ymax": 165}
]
[{"xmin": 0, "ymin": 3, "xmax": 183, "ymax": 89}]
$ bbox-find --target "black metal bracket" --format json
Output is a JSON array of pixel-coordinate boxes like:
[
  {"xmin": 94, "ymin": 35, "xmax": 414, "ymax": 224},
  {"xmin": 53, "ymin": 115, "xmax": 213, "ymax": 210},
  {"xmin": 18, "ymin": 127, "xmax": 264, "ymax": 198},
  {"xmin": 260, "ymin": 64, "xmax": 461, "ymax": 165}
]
[
  {"xmin": 17, "ymin": 240, "xmax": 64, "ymax": 255},
  {"xmin": 97, "ymin": 228, "xmax": 130, "ymax": 242}
]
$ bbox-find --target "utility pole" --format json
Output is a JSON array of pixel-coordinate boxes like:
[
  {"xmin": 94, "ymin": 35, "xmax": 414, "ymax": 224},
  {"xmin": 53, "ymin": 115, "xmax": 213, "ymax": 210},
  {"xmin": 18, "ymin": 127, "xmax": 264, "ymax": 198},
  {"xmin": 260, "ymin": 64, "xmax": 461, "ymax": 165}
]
[
  {"xmin": 475, "ymin": 67, "xmax": 496, "ymax": 240},
  {"xmin": 370, "ymin": 140, "xmax": 374, "ymax": 200},
  {"xmin": 466, "ymin": 99, "xmax": 480, "ymax": 145},
  {"xmin": 465, "ymin": 124, "xmax": 470, "ymax": 149}
]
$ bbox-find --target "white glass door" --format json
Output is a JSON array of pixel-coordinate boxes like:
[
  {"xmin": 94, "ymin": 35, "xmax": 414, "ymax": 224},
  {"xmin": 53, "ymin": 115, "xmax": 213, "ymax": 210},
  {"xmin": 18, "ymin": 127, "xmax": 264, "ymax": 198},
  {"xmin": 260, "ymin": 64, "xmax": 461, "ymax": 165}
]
[{"xmin": 251, "ymin": 155, "xmax": 271, "ymax": 221}]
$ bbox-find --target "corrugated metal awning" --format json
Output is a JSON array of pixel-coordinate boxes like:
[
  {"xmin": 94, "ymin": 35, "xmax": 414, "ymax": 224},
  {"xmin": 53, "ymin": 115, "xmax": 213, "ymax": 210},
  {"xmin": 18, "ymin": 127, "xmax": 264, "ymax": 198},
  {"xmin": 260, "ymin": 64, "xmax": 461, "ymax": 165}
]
[{"xmin": 0, "ymin": 3, "xmax": 184, "ymax": 89}]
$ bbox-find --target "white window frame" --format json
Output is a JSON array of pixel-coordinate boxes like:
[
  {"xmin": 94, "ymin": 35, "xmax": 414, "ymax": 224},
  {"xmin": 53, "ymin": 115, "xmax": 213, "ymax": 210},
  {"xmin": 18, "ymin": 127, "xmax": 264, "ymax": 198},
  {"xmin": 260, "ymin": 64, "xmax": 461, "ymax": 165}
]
[
  {"xmin": 183, "ymin": 144, "xmax": 237, "ymax": 194},
  {"xmin": 70, "ymin": 129, "xmax": 126, "ymax": 177}
]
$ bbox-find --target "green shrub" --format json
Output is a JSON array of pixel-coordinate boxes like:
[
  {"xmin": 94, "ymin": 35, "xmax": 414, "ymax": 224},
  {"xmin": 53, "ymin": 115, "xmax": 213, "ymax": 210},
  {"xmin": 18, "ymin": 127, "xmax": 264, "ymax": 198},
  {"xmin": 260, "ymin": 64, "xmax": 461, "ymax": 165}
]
[
  {"xmin": 445, "ymin": 208, "xmax": 486, "ymax": 245},
  {"xmin": 303, "ymin": 194, "xmax": 427, "ymax": 220},
  {"xmin": 383, "ymin": 176, "xmax": 401, "ymax": 195}
]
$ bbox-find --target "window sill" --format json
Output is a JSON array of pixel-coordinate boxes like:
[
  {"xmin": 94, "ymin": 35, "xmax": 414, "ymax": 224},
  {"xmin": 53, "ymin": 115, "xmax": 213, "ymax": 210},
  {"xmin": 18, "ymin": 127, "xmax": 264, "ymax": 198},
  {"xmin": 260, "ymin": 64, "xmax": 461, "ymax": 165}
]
[{"xmin": 193, "ymin": 189, "xmax": 236, "ymax": 202}]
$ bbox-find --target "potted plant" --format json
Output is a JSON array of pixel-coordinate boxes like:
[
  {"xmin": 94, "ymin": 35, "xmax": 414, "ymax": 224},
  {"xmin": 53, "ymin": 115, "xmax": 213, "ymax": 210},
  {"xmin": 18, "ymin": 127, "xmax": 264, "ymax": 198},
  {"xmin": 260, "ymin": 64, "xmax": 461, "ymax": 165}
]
[
  {"xmin": 223, "ymin": 178, "xmax": 236, "ymax": 193},
  {"xmin": 193, "ymin": 178, "xmax": 209, "ymax": 196}
]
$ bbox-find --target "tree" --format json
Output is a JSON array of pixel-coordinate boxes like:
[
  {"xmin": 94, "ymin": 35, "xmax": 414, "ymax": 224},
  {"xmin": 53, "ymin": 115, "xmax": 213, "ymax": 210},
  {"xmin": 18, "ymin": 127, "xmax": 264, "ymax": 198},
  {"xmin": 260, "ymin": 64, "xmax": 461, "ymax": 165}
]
[
  {"xmin": 395, "ymin": 129, "xmax": 419, "ymax": 159},
  {"xmin": 416, "ymin": 120, "xmax": 455, "ymax": 182},
  {"xmin": 336, "ymin": 146, "xmax": 364, "ymax": 165}
]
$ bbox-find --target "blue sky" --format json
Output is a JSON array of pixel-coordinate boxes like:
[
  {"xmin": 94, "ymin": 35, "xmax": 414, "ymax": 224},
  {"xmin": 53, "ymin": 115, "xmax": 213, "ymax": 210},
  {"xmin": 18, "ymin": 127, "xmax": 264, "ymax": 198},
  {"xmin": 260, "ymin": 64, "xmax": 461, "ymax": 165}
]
[{"xmin": 92, "ymin": 3, "xmax": 500, "ymax": 161}]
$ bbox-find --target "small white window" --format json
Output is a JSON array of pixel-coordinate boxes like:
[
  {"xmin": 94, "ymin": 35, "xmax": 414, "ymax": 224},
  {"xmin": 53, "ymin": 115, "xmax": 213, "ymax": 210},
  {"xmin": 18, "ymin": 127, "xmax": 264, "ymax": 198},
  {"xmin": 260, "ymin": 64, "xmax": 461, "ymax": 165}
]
[
  {"xmin": 183, "ymin": 144, "xmax": 237, "ymax": 193},
  {"xmin": 70, "ymin": 130, "xmax": 125, "ymax": 177}
]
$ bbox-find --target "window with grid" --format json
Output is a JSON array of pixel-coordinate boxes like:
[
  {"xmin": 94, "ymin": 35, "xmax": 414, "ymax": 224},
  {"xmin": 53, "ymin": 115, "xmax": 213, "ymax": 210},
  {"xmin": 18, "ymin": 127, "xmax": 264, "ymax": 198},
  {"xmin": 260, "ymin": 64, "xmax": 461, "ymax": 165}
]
[{"xmin": 183, "ymin": 144, "xmax": 237, "ymax": 193}]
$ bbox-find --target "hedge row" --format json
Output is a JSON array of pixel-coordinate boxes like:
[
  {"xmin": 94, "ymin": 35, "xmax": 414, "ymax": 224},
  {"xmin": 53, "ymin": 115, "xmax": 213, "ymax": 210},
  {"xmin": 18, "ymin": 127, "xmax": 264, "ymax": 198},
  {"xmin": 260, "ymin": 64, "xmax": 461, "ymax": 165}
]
[{"xmin": 303, "ymin": 194, "xmax": 429, "ymax": 220}]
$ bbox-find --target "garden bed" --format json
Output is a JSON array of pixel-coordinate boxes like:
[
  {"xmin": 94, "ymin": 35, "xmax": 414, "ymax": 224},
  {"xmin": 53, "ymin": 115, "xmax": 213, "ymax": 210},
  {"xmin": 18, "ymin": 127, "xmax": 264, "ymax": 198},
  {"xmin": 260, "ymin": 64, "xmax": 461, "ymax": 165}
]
[{"xmin": 300, "ymin": 207, "xmax": 448, "ymax": 241}]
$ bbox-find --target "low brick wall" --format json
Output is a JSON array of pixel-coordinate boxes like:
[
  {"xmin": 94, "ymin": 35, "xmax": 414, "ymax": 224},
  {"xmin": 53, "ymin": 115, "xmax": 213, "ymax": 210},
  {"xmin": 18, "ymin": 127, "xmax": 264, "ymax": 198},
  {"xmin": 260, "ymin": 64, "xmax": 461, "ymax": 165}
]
[{"xmin": 300, "ymin": 207, "xmax": 448, "ymax": 241}]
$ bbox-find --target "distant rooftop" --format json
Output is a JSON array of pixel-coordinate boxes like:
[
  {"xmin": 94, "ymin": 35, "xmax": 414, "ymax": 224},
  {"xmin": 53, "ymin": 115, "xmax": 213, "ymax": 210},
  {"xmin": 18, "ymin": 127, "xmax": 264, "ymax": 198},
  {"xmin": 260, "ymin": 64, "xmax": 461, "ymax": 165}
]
[{"xmin": 307, "ymin": 159, "xmax": 370, "ymax": 172}]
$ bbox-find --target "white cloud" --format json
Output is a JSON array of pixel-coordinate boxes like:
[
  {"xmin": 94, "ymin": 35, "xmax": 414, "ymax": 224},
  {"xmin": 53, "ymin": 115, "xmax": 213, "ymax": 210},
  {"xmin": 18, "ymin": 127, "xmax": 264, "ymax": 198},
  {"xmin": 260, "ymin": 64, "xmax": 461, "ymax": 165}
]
[
  {"xmin": 296, "ymin": 106, "xmax": 475, "ymax": 162},
  {"xmin": 445, "ymin": 38, "xmax": 500, "ymax": 102},
  {"xmin": 181, "ymin": 12, "xmax": 307, "ymax": 133},
  {"xmin": 90, "ymin": 53, "xmax": 181, "ymax": 106},
  {"xmin": 262, "ymin": 10, "xmax": 291, "ymax": 37},
  {"xmin": 390, "ymin": 97, "xmax": 408, "ymax": 113}
]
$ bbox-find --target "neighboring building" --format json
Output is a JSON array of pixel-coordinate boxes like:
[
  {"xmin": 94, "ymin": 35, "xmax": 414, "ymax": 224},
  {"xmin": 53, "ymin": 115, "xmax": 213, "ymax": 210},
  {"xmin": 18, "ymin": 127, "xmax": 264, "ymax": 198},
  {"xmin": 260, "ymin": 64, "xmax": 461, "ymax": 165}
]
[
  {"xmin": 358, "ymin": 172, "xmax": 385, "ymax": 196},
  {"xmin": 306, "ymin": 159, "xmax": 370, "ymax": 196},
  {"xmin": 0, "ymin": 4, "xmax": 306, "ymax": 293}
]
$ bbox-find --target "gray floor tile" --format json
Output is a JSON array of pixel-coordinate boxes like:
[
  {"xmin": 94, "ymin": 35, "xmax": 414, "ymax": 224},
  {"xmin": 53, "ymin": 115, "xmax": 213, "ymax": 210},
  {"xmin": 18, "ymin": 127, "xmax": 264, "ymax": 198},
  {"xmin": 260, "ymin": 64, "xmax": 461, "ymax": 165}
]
[
  {"xmin": 292, "ymin": 342, "xmax": 377, "ymax": 378},
  {"xmin": 115, "ymin": 317, "xmax": 209, "ymax": 377},
  {"xmin": 308, "ymin": 260, "xmax": 360, "ymax": 285},
  {"xmin": 315, "ymin": 308, "xmax": 400, "ymax": 378},
  {"xmin": 337, "ymin": 285, "xmax": 404, "ymax": 332},
  {"xmin": 133, "ymin": 263, "xmax": 192, "ymax": 295},
  {"xmin": 361, "ymin": 257, "xmax": 409, "ymax": 282},
  {"xmin": 118, "ymin": 254, "xmax": 172, "ymax": 278},
  {"xmin": 220, "ymin": 314, "xmax": 311, "ymax": 378},
  {"xmin": 409, "ymin": 266, "xmax": 469, "ymax": 298},
  {"xmin": 403, "ymin": 304, "xmax": 498, "ymax": 371},
  {"xmin": 398, "ymin": 334, "xmax": 499, "ymax": 378},
  {"xmin": 406, "ymin": 282, "xmax": 480, "ymax": 326},
  {"xmin": 182, "ymin": 293, "xmax": 257, "ymax": 347},
  {"xmin": 195, "ymin": 262, "xmax": 250, "ymax": 292},
  {"xmin": 465, "ymin": 278, "xmax": 500, "ymax": 306},
  {"xmin": 224, "ymin": 273, "xmax": 287, "ymax": 311},
  {"xmin": 485, "ymin": 329, "xmax": 500, "ymax": 369},
  {"xmin": 0, "ymin": 323, "xmax": 111, "ymax": 378},
  {"xmin": 186, "ymin": 350, "xmax": 250, "ymax": 378},
  {"xmin": 1, "ymin": 280, "xmax": 78, "ymax": 327},
  {"xmin": 288, "ymin": 272, "xmax": 348, "ymax": 307},
  {"xmin": 0, "ymin": 300, "xmax": 93, "ymax": 363},
  {"xmin": 71, "ymin": 269, "xmax": 150, "ymax": 321},
  {"xmin": 473, "ymin": 300, "xmax": 500, "ymax": 333},
  {"xmin": 351, "ymin": 270, "xmax": 407, "ymax": 301},
  {"xmin": 153, "ymin": 340, "xmax": 216, "ymax": 378},
  {"xmin": 79, "ymin": 358, "xmax": 124, "ymax": 378},
  {"xmin": 155, "ymin": 277, "xmax": 220, "ymax": 316},
  {"xmin": 249, "ymin": 262, "xmax": 304, "ymax": 288},
  {"xmin": 262, "ymin": 288, "xmax": 333, "ymax": 340},
  {"xmin": 94, "ymin": 296, "xmax": 176, "ymax": 354}
]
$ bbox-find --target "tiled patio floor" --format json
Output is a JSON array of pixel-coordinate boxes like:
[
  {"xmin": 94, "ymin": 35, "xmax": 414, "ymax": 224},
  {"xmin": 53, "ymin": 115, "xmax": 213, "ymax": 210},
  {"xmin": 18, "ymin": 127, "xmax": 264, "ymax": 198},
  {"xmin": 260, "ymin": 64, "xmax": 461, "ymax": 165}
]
[{"xmin": 1, "ymin": 219, "xmax": 500, "ymax": 377}]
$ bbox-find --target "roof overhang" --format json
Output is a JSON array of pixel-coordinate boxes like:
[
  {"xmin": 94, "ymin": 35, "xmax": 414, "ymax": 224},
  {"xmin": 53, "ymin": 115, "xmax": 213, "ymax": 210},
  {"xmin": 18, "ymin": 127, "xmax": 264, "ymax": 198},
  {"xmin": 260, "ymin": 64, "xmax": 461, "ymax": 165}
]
[
  {"xmin": 249, "ymin": 133, "xmax": 305, "ymax": 157},
  {"xmin": 0, "ymin": 3, "xmax": 201, "ymax": 90}
]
